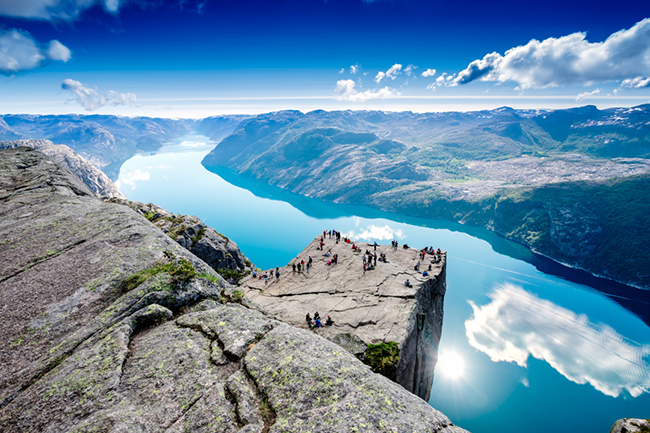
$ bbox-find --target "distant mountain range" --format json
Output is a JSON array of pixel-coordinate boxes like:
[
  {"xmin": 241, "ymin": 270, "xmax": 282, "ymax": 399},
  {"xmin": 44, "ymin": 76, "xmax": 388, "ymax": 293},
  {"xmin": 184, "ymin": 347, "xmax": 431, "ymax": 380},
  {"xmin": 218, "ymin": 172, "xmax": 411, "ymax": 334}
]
[
  {"xmin": 201, "ymin": 105, "xmax": 650, "ymax": 289},
  {"xmin": 0, "ymin": 114, "xmax": 247, "ymax": 179}
]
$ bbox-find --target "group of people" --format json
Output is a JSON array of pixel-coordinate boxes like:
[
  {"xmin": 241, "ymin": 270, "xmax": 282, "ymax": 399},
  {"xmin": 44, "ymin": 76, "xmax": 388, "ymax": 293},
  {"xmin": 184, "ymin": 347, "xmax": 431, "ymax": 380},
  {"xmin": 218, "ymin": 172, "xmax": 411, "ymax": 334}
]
[
  {"xmin": 292, "ymin": 256, "xmax": 313, "ymax": 273},
  {"xmin": 253, "ymin": 266, "xmax": 280, "ymax": 285},
  {"xmin": 306, "ymin": 311, "xmax": 334, "ymax": 329}
]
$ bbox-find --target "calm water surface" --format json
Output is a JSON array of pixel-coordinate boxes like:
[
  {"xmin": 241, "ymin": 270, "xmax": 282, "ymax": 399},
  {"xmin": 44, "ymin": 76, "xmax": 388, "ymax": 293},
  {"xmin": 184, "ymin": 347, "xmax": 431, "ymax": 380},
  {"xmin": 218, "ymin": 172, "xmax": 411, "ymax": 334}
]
[{"xmin": 117, "ymin": 135, "xmax": 650, "ymax": 433}]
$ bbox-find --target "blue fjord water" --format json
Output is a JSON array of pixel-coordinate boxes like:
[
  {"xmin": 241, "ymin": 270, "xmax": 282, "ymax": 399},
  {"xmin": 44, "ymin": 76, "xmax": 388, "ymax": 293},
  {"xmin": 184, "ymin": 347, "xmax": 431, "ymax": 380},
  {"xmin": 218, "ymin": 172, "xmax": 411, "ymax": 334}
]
[{"xmin": 117, "ymin": 135, "xmax": 650, "ymax": 433}]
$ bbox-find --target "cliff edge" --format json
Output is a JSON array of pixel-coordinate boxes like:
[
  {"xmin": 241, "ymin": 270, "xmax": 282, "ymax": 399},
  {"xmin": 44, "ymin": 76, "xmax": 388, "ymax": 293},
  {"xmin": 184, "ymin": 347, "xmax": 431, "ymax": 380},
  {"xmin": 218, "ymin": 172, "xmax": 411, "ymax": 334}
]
[
  {"xmin": 0, "ymin": 147, "xmax": 467, "ymax": 432},
  {"xmin": 241, "ymin": 235, "xmax": 447, "ymax": 401}
]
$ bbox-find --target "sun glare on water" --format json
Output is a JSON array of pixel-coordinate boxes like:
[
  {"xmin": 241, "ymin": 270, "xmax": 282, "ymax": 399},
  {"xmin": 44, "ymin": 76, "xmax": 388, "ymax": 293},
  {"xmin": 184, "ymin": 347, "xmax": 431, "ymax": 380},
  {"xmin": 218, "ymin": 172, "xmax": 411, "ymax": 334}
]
[{"xmin": 437, "ymin": 351, "xmax": 465, "ymax": 380}]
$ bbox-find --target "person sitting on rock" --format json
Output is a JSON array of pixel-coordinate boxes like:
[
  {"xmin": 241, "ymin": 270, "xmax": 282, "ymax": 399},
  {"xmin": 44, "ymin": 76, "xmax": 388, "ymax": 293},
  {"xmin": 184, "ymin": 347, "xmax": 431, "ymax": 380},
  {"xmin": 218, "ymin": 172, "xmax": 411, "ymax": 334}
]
[
  {"xmin": 306, "ymin": 313, "xmax": 312, "ymax": 324},
  {"xmin": 405, "ymin": 279, "xmax": 412, "ymax": 287},
  {"xmin": 314, "ymin": 318, "xmax": 322, "ymax": 328},
  {"xmin": 428, "ymin": 264, "xmax": 432, "ymax": 271},
  {"xmin": 422, "ymin": 271, "xmax": 429, "ymax": 277},
  {"xmin": 326, "ymin": 316, "xmax": 334, "ymax": 326},
  {"xmin": 314, "ymin": 311, "xmax": 320, "ymax": 320}
]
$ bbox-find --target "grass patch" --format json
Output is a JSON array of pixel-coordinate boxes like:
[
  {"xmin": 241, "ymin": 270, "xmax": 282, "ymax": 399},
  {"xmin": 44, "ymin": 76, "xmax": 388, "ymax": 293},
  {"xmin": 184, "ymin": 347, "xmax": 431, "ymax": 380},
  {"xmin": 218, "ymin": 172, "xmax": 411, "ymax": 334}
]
[{"xmin": 120, "ymin": 251, "xmax": 198, "ymax": 294}]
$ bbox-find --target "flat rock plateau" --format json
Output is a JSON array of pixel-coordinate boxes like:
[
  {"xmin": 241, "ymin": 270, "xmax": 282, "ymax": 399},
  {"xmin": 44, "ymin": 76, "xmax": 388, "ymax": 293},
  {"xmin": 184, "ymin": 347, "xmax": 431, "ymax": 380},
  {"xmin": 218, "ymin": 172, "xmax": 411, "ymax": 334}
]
[
  {"xmin": 0, "ymin": 147, "xmax": 468, "ymax": 433},
  {"xmin": 241, "ymin": 235, "xmax": 447, "ymax": 401}
]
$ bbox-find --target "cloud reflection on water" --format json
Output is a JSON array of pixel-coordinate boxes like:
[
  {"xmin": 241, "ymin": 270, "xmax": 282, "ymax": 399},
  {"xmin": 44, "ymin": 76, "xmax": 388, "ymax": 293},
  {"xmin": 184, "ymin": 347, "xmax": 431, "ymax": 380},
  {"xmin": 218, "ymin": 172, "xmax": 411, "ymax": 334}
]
[
  {"xmin": 344, "ymin": 223, "xmax": 405, "ymax": 241},
  {"xmin": 465, "ymin": 283, "xmax": 650, "ymax": 398},
  {"xmin": 115, "ymin": 168, "xmax": 150, "ymax": 191}
]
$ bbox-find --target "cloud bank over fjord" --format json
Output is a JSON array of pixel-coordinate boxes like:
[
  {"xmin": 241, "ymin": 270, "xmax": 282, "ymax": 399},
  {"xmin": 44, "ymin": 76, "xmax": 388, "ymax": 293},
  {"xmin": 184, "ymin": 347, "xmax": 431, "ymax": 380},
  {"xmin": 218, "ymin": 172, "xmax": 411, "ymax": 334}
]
[
  {"xmin": 465, "ymin": 283, "xmax": 650, "ymax": 398},
  {"xmin": 61, "ymin": 79, "xmax": 137, "ymax": 111},
  {"xmin": 0, "ymin": 29, "xmax": 71, "ymax": 75},
  {"xmin": 434, "ymin": 17, "xmax": 650, "ymax": 90}
]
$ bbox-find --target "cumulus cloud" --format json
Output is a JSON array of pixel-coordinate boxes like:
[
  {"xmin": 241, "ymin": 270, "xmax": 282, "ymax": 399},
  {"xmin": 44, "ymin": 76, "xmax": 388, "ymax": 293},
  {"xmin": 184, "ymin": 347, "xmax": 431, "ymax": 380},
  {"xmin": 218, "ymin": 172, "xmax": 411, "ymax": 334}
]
[
  {"xmin": 61, "ymin": 79, "xmax": 137, "ymax": 111},
  {"xmin": 576, "ymin": 88, "xmax": 601, "ymax": 101},
  {"xmin": 622, "ymin": 76, "xmax": 650, "ymax": 88},
  {"xmin": 334, "ymin": 79, "xmax": 400, "ymax": 102},
  {"xmin": 0, "ymin": 0, "xmax": 125, "ymax": 21},
  {"xmin": 433, "ymin": 18, "xmax": 650, "ymax": 89},
  {"xmin": 421, "ymin": 68, "xmax": 436, "ymax": 78},
  {"xmin": 0, "ymin": 29, "xmax": 71, "ymax": 75},
  {"xmin": 375, "ymin": 63, "xmax": 402, "ymax": 83},
  {"xmin": 465, "ymin": 283, "xmax": 650, "ymax": 398}
]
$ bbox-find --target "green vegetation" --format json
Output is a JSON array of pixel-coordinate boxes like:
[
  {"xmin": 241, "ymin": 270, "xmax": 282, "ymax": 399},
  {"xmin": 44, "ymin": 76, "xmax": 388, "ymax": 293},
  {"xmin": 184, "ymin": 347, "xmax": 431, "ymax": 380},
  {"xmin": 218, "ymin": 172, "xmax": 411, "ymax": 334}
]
[
  {"xmin": 217, "ymin": 268, "xmax": 249, "ymax": 284},
  {"xmin": 120, "ymin": 251, "xmax": 198, "ymax": 294},
  {"xmin": 190, "ymin": 226, "xmax": 205, "ymax": 243},
  {"xmin": 363, "ymin": 341, "xmax": 400, "ymax": 381}
]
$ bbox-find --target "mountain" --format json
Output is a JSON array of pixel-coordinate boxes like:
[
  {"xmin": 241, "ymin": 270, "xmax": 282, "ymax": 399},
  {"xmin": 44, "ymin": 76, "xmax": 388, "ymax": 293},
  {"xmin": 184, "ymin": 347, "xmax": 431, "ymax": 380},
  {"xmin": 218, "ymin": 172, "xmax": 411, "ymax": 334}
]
[
  {"xmin": 0, "ymin": 115, "xmax": 197, "ymax": 179},
  {"xmin": 0, "ymin": 139, "xmax": 125, "ymax": 199},
  {"xmin": 201, "ymin": 106, "xmax": 650, "ymax": 289},
  {"xmin": 0, "ymin": 147, "xmax": 468, "ymax": 433}
]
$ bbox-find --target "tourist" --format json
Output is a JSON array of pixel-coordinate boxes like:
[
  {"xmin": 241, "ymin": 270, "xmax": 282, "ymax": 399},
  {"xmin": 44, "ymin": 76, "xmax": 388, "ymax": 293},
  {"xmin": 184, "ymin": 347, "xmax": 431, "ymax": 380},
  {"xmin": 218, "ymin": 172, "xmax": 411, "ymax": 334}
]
[
  {"xmin": 292, "ymin": 263, "xmax": 296, "ymax": 272},
  {"xmin": 314, "ymin": 312, "xmax": 320, "ymax": 320},
  {"xmin": 315, "ymin": 318, "xmax": 322, "ymax": 328},
  {"xmin": 325, "ymin": 316, "xmax": 334, "ymax": 326},
  {"xmin": 306, "ymin": 313, "xmax": 312, "ymax": 324},
  {"xmin": 405, "ymin": 279, "xmax": 412, "ymax": 287}
]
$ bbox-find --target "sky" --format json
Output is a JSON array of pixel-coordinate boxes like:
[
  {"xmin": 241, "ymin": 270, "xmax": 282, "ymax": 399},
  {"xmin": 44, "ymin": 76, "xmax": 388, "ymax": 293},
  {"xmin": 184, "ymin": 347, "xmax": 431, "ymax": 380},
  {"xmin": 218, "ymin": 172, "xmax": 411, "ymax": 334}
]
[{"xmin": 1, "ymin": 0, "xmax": 649, "ymax": 118}]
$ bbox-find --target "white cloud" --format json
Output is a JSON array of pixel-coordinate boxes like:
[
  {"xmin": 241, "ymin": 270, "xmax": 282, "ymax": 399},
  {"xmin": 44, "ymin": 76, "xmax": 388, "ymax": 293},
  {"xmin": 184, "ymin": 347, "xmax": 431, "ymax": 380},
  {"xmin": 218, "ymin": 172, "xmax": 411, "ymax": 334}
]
[
  {"xmin": 421, "ymin": 68, "xmax": 436, "ymax": 78},
  {"xmin": 338, "ymin": 68, "xmax": 345, "ymax": 74},
  {"xmin": 61, "ymin": 79, "xmax": 137, "ymax": 111},
  {"xmin": 576, "ymin": 88, "xmax": 601, "ymax": 101},
  {"xmin": 375, "ymin": 63, "xmax": 402, "ymax": 83},
  {"xmin": 404, "ymin": 64, "xmax": 416, "ymax": 76},
  {"xmin": 350, "ymin": 64, "xmax": 360, "ymax": 75},
  {"xmin": 465, "ymin": 283, "xmax": 650, "ymax": 398},
  {"xmin": 0, "ymin": 29, "xmax": 71, "ymax": 75},
  {"xmin": 45, "ymin": 39, "xmax": 71, "ymax": 62},
  {"xmin": 343, "ymin": 224, "xmax": 405, "ymax": 241},
  {"xmin": 334, "ymin": 79, "xmax": 400, "ymax": 102},
  {"xmin": 622, "ymin": 76, "xmax": 650, "ymax": 88},
  {"xmin": 434, "ymin": 18, "xmax": 650, "ymax": 89},
  {"xmin": 0, "ymin": 0, "xmax": 124, "ymax": 21}
]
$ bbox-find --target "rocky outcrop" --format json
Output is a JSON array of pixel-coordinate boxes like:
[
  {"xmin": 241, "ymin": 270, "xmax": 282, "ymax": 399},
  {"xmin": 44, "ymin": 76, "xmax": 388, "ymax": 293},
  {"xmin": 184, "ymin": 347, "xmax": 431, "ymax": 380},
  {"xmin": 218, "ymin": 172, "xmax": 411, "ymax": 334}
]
[
  {"xmin": 107, "ymin": 199, "xmax": 250, "ymax": 280},
  {"xmin": 0, "ymin": 147, "xmax": 468, "ymax": 432},
  {"xmin": 240, "ymin": 236, "xmax": 447, "ymax": 401},
  {"xmin": 610, "ymin": 418, "xmax": 650, "ymax": 433},
  {"xmin": 0, "ymin": 139, "xmax": 125, "ymax": 199}
]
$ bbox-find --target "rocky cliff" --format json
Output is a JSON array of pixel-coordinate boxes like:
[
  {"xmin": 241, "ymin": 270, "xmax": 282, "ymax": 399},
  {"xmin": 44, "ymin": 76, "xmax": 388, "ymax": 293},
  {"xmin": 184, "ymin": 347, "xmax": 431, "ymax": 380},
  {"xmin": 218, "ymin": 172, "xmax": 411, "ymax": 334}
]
[
  {"xmin": 108, "ymin": 199, "xmax": 251, "ymax": 281},
  {"xmin": 0, "ymin": 139, "xmax": 125, "ymax": 199},
  {"xmin": 240, "ymin": 236, "xmax": 447, "ymax": 401},
  {"xmin": 0, "ymin": 147, "xmax": 468, "ymax": 433}
]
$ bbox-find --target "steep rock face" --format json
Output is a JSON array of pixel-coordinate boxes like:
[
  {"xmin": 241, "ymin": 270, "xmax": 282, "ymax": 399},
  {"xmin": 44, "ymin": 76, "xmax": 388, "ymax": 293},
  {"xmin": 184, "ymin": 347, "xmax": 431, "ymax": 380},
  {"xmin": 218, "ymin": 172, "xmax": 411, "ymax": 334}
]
[
  {"xmin": 240, "ymin": 236, "xmax": 447, "ymax": 401},
  {"xmin": 0, "ymin": 139, "xmax": 125, "ymax": 198},
  {"xmin": 107, "ymin": 199, "xmax": 250, "ymax": 279},
  {"xmin": 0, "ymin": 147, "xmax": 468, "ymax": 433}
]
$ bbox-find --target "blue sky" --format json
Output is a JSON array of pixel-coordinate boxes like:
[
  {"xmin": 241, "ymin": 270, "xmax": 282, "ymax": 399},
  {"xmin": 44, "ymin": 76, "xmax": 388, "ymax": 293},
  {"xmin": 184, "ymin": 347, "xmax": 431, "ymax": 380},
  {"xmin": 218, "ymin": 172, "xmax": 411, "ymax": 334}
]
[{"xmin": 1, "ymin": 0, "xmax": 649, "ymax": 117}]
